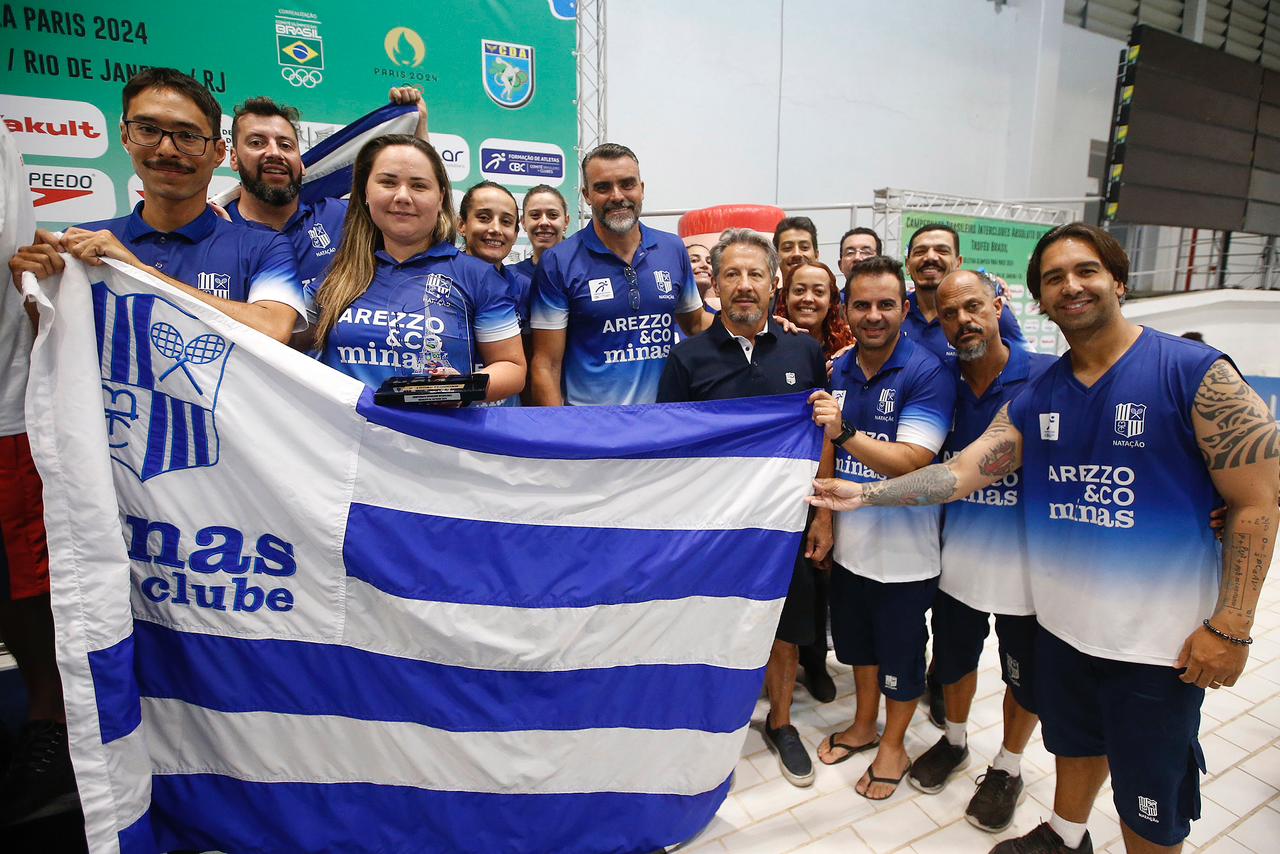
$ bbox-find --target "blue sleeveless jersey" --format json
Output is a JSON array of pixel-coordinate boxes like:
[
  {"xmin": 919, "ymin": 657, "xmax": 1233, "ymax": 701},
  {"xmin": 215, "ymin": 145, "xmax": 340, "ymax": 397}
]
[
  {"xmin": 830, "ymin": 335, "xmax": 956, "ymax": 582},
  {"xmin": 940, "ymin": 344, "xmax": 1054, "ymax": 615},
  {"xmin": 1008, "ymin": 328, "xmax": 1223, "ymax": 665}
]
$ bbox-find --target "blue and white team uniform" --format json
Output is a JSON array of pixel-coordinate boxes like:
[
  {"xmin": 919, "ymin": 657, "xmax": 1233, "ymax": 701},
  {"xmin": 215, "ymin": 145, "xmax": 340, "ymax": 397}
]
[
  {"xmin": 317, "ymin": 241, "xmax": 520, "ymax": 391},
  {"xmin": 828, "ymin": 335, "xmax": 955, "ymax": 700},
  {"xmin": 505, "ymin": 258, "xmax": 536, "ymax": 334},
  {"xmin": 903, "ymin": 288, "xmax": 1029, "ymax": 365},
  {"xmin": 225, "ymin": 196, "xmax": 347, "ymax": 324},
  {"xmin": 530, "ymin": 223, "xmax": 702, "ymax": 405},
  {"xmin": 79, "ymin": 202, "xmax": 306, "ymax": 327},
  {"xmin": 932, "ymin": 342, "xmax": 1054, "ymax": 710},
  {"xmin": 1008, "ymin": 328, "xmax": 1224, "ymax": 846}
]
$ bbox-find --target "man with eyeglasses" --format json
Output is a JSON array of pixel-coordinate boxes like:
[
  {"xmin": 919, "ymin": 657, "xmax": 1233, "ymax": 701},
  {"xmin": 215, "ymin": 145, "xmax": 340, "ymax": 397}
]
[
  {"xmin": 529, "ymin": 142, "xmax": 712, "ymax": 405},
  {"xmin": 9, "ymin": 67, "xmax": 305, "ymax": 344},
  {"xmin": 837, "ymin": 227, "xmax": 882, "ymax": 286}
]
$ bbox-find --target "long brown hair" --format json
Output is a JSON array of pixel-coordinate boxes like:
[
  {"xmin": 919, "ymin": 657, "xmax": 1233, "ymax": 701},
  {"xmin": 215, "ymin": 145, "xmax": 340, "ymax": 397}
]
[
  {"xmin": 313, "ymin": 135, "xmax": 457, "ymax": 351},
  {"xmin": 776, "ymin": 260, "xmax": 854, "ymax": 357}
]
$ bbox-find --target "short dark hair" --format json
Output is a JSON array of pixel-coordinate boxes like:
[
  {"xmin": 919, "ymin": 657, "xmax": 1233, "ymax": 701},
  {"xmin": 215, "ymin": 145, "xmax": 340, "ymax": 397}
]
[
  {"xmin": 459, "ymin": 180, "xmax": 517, "ymax": 222},
  {"xmin": 907, "ymin": 223, "xmax": 961, "ymax": 255},
  {"xmin": 122, "ymin": 67, "xmax": 222, "ymax": 137},
  {"xmin": 773, "ymin": 216, "xmax": 818, "ymax": 250},
  {"xmin": 523, "ymin": 184, "xmax": 568, "ymax": 216},
  {"xmin": 845, "ymin": 255, "xmax": 907, "ymax": 303},
  {"xmin": 839, "ymin": 226, "xmax": 883, "ymax": 256},
  {"xmin": 1026, "ymin": 222, "xmax": 1129, "ymax": 300},
  {"xmin": 581, "ymin": 142, "xmax": 639, "ymax": 177},
  {"xmin": 231, "ymin": 97, "xmax": 300, "ymax": 147}
]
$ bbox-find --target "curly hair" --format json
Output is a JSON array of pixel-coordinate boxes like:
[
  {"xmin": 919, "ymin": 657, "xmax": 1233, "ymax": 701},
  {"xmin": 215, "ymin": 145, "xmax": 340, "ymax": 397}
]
[{"xmin": 776, "ymin": 260, "xmax": 854, "ymax": 357}]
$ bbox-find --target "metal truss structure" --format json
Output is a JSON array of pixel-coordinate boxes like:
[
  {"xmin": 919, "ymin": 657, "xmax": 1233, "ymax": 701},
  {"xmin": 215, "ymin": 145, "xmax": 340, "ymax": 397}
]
[
  {"xmin": 873, "ymin": 188, "xmax": 1074, "ymax": 258},
  {"xmin": 576, "ymin": 0, "xmax": 607, "ymax": 221}
]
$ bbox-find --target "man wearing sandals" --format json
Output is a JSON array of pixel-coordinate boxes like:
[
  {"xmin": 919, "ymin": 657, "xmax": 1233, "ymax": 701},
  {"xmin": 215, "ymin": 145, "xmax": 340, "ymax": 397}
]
[
  {"xmin": 807, "ymin": 256, "xmax": 956, "ymax": 800},
  {"xmin": 809, "ymin": 224, "xmax": 1279, "ymax": 854},
  {"xmin": 904, "ymin": 270, "xmax": 1053, "ymax": 831}
]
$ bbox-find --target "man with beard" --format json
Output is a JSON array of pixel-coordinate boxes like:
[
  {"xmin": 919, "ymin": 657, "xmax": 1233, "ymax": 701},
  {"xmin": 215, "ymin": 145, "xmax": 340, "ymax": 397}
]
[
  {"xmin": 657, "ymin": 228, "xmax": 831, "ymax": 787},
  {"xmin": 530, "ymin": 143, "xmax": 712, "ymax": 405},
  {"xmin": 906, "ymin": 270, "xmax": 1052, "ymax": 834},
  {"xmin": 903, "ymin": 223, "xmax": 1027, "ymax": 365},
  {"xmin": 10, "ymin": 68, "xmax": 304, "ymax": 343},
  {"xmin": 225, "ymin": 89, "xmax": 428, "ymax": 323}
]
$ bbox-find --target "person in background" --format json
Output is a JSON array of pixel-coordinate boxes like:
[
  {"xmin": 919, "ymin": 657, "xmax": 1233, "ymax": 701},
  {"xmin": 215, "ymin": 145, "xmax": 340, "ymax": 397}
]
[
  {"xmin": 773, "ymin": 215, "xmax": 820, "ymax": 277},
  {"xmin": 509, "ymin": 184, "xmax": 570, "ymax": 324},
  {"xmin": 459, "ymin": 180, "xmax": 525, "ymax": 406},
  {"xmin": 837, "ymin": 227, "xmax": 882, "ymax": 290},
  {"xmin": 687, "ymin": 242, "xmax": 717, "ymax": 311}
]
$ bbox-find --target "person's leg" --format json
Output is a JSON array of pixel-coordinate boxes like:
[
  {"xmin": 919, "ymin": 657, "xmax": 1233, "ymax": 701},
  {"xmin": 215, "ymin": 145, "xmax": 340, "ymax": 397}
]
[
  {"xmin": 0, "ymin": 594, "xmax": 63, "ymax": 723},
  {"xmin": 912, "ymin": 589, "xmax": 980, "ymax": 794},
  {"xmin": 1118, "ymin": 823, "xmax": 1183, "ymax": 854},
  {"xmin": 818, "ymin": 568, "xmax": 881, "ymax": 764},
  {"xmin": 798, "ymin": 565, "xmax": 835, "ymax": 702},
  {"xmin": 858, "ymin": 696, "xmax": 914, "ymax": 799},
  {"xmin": 763, "ymin": 549, "xmax": 816, "ymax": 786},
  {"xmin": 1052, "ymin": 755, "xmax": 1110, "ymax": 823},
  {"xmin": 766, "ymin": 640, "xmax": 798, "ymax": 728}
]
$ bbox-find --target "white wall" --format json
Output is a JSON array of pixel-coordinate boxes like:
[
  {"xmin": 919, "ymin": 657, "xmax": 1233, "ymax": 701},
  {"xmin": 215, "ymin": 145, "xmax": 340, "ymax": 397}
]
[
  {"xmin": 605, "ymin": 0, "xmax": 1121, "ymax": 249},
  {"xmin": 1123, "ymin": 290, "xmax": 1280, "ymax": 376}
]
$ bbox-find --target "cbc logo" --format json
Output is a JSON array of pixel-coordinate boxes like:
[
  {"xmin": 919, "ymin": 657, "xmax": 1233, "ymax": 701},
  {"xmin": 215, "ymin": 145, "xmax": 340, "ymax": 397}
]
[{"xmin": 281, "ymin": 67, "xmax": 323, "ymax": 88}]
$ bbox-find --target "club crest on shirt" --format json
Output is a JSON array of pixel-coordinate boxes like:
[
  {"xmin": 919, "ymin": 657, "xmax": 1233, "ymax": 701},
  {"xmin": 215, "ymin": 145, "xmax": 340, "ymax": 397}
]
[
  {"xmin": 654, "ymin": 270, "xmax": 673, "ymax": 297},
  {"xmin": 308, "ymin": 223, "xmax": 332, "ymax": 249},
  {"xmin": 589, "ymin": 277, "xmax": 613, "ymax": 301},
  {"xmin": 1137, "ymin": 796, "xmax": 1158, "ymax": 822},
  {"xmin": 785, "ymin": 372, "xmax": 796, "ymax": 386},
  {"xmin": 196, "ymin": 271, "xmax": 231, "ymax": 299},
  {"xmin": 1114, "ymin": 402, "xmax": 1146, "ymax": 439},
  {"xmin": 877, "ymin": 388, "xmax": 895, "ymax": 415},
  {"xmin": 423, "ymin": 273, "xmax": 454, "ymax": 306}
]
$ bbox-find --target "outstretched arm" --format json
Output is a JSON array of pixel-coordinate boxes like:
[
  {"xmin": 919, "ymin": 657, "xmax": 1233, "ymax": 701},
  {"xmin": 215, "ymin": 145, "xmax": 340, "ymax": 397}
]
[{"xmin": 809, "ymin": 403, "xmax": 1023, "ymax": 512}]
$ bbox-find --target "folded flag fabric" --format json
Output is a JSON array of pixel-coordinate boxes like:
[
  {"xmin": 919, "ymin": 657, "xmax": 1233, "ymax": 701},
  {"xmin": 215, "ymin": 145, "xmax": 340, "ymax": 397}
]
[
  {"xmin": 207, "ymin": 101, "xmax": 420, "ymax": 208},
  {"xmin": 23, "ymin": 258, "xmax": 823, "ymax": 854}
]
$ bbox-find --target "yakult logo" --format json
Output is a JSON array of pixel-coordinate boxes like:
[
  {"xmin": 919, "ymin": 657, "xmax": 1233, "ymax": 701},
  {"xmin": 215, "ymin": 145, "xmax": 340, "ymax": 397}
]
[{"xmin": 0, "ymin": 95, "xmax": 108, "ymax": 158}]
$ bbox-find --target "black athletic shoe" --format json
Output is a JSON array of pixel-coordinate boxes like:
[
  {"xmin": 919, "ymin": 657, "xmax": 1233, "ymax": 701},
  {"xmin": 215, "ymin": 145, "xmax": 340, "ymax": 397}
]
[
  {"xmin": 991, "ymin": 822, "xmax": 1093, "ymax": 854},
  {"xmin": 799, "ymin": 653, "xmax": 837, "ymax": 703},
  {"xmin": 763, "ymin": 719, "xmax": 815, "ymax": 787},
  {"xmin": 965, "ymin": 767, "xmax": 1024, "ymax": 832},
  {"xmin": 925, "ymin": 669, "xmax": 946, "ymax": 729},
  {"xmin": 0, "ymin": 720, "xmax": 78, "ymax": 825},
  {"xmin": 907, "ymin": 734, "xmax": 969, "ymax": 794}
]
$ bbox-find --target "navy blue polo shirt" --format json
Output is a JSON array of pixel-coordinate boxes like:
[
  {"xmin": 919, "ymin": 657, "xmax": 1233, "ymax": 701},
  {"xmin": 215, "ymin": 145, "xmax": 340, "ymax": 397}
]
[
  {"xmin": 829, "ymin": 334, "xmax": 956, "ymax": 582},
  {"xmin": 530, "ymin": 222, "xmax": 703, "ymax": 405},
  {"xmin": 79, "ymin": 202, "xmax": 305, "ymax": 322},
  {"xmin": 656, "ymin": 318, "xmax": 826, "ymax": 403},
  {"xmin": 226, "ymin": 196, "xmax": 347, "ymax": 323},
  {"xmin": 317, "ymin": 241, "xmax": 520, "ymax": 389},
  {"xmin": 903, "ymin": 288, "xmax": 1029, "ymax": 365}
]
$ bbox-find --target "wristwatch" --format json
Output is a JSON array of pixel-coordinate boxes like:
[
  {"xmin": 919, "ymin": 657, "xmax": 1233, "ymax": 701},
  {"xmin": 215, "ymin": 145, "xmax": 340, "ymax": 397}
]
[{"xmin": 831, "ymin": 421, "xmax": 856, "ymax": 447}]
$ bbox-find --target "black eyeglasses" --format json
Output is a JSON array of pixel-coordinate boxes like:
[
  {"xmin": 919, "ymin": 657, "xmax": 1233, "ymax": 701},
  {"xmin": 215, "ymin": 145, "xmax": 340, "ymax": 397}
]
[
  {"xmin": 123, "ymin": 120, "xmax": 217, "ymax": 156},
  {"xmin": 623, "ymin": 265, "xmax": 640, "ymax": 312}
]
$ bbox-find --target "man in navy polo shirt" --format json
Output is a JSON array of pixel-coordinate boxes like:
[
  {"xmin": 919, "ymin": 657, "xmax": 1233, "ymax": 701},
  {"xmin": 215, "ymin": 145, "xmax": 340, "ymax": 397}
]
[
  {"xmin": 10, "ymin": 68, "xmax": 304, "ymax": 343},
  {"xmin": 903, "ymin": 223, "xmax": 1028, "ymax": 365},
  {"xmin": 225, "ymin": 89, "xmax": 428, "ymax": 323},
  {"xmin": 658, "ymin": 228, "xmax": 831, "ymax": 788},
  {"xmin": 906, "ymin": 270, "xmax": 1053, "ymax": 834},
  {"xmin": 530, "ymin": 143, "xmax": 712, "ymax": 405},
  {"xmin": 807, "ymin": 256, "xmax": 956, "ymax": 801}
]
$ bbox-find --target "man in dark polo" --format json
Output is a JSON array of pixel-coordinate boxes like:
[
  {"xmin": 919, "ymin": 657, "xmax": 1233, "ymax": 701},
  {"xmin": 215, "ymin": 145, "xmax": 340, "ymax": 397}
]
[{"xmin": 658, "ymin": 227, "xmax": 832, "ymax": 787}]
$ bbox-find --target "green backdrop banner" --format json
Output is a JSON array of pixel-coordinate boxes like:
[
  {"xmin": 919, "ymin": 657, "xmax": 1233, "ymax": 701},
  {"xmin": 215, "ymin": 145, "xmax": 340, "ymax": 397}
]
[
  {"xmin": 1, "ymin": 1, "xmax": 578, "ymax": 230},
  {"xmin": 900, "ymin": 210, "xmax": 1063, "ymax": 355}
]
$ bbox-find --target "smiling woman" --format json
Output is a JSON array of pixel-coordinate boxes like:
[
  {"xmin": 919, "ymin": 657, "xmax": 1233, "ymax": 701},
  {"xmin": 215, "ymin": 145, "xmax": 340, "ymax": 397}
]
[{"xmin": 776, "ymin": 260, "xmax": 854, "ymax": 358}]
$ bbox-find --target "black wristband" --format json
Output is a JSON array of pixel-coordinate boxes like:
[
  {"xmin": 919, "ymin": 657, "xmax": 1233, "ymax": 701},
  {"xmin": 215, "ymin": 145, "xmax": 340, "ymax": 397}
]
[
  {"xmin": 832, "ymin": 421, "xmax": 856, "ymax": 447},
  {"xmin": 1203, "ymin": 619, "xmax": 1252, "ymax": 646}
]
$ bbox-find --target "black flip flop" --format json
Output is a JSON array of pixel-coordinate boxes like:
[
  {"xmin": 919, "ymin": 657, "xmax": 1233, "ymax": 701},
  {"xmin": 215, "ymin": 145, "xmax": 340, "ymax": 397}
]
[
  {"xmin": 819, "ymin": 733, "xmax": 880, "ymax": 765},
  {"xmin": 858, "ymin": 760, "xmax": 911, "ymax": 801}
]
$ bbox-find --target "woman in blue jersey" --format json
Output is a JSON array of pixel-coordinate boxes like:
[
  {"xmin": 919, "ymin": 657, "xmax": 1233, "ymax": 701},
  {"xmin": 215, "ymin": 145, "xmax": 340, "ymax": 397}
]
[
  {"xmin": 311, "ymin": 135, "xmax": 525, "ymax": 402},
  {"xmin": 507, "ymin": 185, "xmax": 569, "ymax": 318}
]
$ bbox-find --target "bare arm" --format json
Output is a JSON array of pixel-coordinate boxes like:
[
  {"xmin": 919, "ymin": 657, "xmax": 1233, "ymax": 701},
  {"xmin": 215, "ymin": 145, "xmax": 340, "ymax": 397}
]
[
  {"xmin": 805, "ymin": 441, "xmax": 836, "ymax": 566},
  {"xmin": 676, "ymin": 307, "xmax": 714, "ymax": 336},
  {"xmin": 475, "ymin": 335, "xmax": 526, "ymax": 402},
  {"xmin": 839, "ymin": 431, "xmax": 937, "ymax": 480},
  {"xmin": 530, "ymin": 327, "xmax": 566, "ymax": 406}
]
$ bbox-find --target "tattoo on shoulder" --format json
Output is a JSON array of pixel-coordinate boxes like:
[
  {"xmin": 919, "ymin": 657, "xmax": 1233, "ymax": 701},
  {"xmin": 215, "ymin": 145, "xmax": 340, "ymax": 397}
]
[
  {"xmin": 861, "ymin": 464, "xmax": 958, "ymax": 507},
  {"xmin": 1194, "ymin": 360, "xmax": 1280, "ymax": 469}
]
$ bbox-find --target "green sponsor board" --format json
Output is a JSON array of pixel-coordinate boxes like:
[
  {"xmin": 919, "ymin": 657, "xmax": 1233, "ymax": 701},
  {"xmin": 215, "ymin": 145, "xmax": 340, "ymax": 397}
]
[
  {"xmin": 1, "ymin": 1, "xmax": 577, "ymax": 229},
  {"xmin": 900, "ymin": 210, "xmax": 1064, "ymax": 355}
]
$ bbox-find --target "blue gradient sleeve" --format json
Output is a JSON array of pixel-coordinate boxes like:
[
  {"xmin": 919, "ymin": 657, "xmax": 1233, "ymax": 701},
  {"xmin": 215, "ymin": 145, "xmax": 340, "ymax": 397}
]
[
  {"xmin": 897, "ymin": 361, "xmax": 956, "ymax": 452},
  {"xmin": 530, "ymin": 254, "xmax": 570, "ymax": 330},
  {"xmin": 247, "ymin": 232, "xmax": 307, "ymax": 330},
  {"xmin": 475, "ymin": 267, "xmax": 522, "ymax": 343}
]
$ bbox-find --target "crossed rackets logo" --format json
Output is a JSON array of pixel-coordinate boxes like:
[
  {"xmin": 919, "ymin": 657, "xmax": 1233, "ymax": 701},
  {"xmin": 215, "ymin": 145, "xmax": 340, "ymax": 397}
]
[{"xmin": 149, "ymin": 323, "xmax": 227, "ymax": 396}]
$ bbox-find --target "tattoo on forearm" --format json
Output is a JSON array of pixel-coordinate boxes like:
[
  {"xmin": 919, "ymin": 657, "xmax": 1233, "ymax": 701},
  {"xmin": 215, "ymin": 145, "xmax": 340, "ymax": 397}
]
[
  {"xmin": 1195, "ymin": 361, "xmax": 1280, "ymax": 470},
  {"xmin": 861, "ymin": 464, "xmax": 958, "ymax": 507},
  {"xmin": 978, "ymin": 440, "xmax": 1019, "ymax": 479},
  {"xmin": 1217, "ymin": 517, "xmax": 1274, "ymax": 622},
  {"xmin": 1224, "ymin": 532, "xmax": 1250, "ymax": 612}
]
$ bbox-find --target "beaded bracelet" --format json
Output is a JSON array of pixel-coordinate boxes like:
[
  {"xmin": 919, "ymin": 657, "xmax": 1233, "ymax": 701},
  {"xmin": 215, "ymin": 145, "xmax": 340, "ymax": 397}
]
[{"xmin": 1203, "ymin": 619, "xmax": 1252, "ymax": 646}]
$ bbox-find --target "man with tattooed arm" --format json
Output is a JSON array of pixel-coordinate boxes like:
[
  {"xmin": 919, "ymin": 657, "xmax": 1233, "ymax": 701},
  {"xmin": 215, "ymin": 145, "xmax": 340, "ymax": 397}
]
[{"xmin": 809, "ymin": 223, "xmax": 1279, "ymax": 854}]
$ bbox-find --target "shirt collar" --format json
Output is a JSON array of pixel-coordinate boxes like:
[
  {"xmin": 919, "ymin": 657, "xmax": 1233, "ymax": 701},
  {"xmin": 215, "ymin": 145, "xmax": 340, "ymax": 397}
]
[
  {"xmin": 710, "ymin": 315, "xmax": 773, "ymax": 348},
  {"xmin": 904, "ymin": 290, "xmax": 935, "ymax": 326},
  {"xmin": 850, "ymin": 332, "xmax": 913, "ymax": 380},
  {"xmin": 998, "ymin": 337, "xmax": 1031, "ymax": 384},
  {"xmin": 374, "ymin": 240, "xmax": 458, "ymax": 267},
  {"xmin": 225, "ymin": 197, "xmax": 312, "ymax": 232},
  {"xmin": 123, "ymin": 201, "xmax": 218, "ymax": 243},
  {"xmin": 581, "ymin": 220, "xmax": 659, "ymax": 258}
]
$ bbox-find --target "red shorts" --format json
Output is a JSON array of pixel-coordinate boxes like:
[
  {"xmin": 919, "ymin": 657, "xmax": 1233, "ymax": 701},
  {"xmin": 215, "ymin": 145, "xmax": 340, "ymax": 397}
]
[{"xmin": 0, "ymin": 433, "xmax": 49, "ymax": 601}]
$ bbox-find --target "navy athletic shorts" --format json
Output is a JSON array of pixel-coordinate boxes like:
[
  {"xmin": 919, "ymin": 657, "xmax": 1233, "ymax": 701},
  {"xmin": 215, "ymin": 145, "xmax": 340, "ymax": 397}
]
[
  {"xmin": 829, "ymin": 566, "xmax": 937, "ymax": 702},
  {"xmin": 932, "ymin": 590, "xmax": 1038, "ymax": 713}
]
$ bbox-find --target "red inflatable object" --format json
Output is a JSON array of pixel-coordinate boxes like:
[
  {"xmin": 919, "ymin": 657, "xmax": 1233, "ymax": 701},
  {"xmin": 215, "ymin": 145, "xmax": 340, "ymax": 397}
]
[{"xmin": 678, "ymin": 204, "xmax": 787, "ymax": 242}]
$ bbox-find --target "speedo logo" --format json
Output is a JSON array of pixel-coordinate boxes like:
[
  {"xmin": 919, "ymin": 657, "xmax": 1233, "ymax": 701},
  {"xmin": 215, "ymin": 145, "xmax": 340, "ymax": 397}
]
[{"xmin": 0, "ymin": 95, "xmax": 108, "ymax": 158}]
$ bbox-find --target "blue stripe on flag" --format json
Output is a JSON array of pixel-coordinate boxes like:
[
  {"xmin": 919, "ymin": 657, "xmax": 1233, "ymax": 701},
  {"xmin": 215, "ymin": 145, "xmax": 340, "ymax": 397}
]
[
  {"xmin": 117, "ymin": 807, "xmax": 156, "ymax": 854},
  {"xmin": 144, "ymin": 393, "xmax": 169, "ymax": 480},
  {"xmin": 168, "ymin": 397, "xmax": 188, "ymax": 469},
  {"xmin": 92, "ymin": 282, "xmax": 107, "ymax": 367},
  {"xmin": 357, "ymin": 387, "xmax": 824, "ymax": 461},
  {"xmin": 191, "ymin": 408, "xmax": 209, "ymax": 466},
  {"xmin": 346, "ymin": 503, "xmax": 798, "ymax": 606},
  {"xmin": 132, "ymin": 294, "xmax": 154, "ymax": 387},
  {"xmin": 86, "ymin": 633, "xmax": 142, "ymax": 744},
  {"xmin": 110, "ymin": 293, "xmax": 132, "ymax": 383},
  {"xmin": 132, "ymin": 621, "xmax": 762, "ymax": 733},
  {"xmin": 298, "ymin": 103, "xmax": 417, "ymax": 206},
  {"xmin": 150, "ymin": 773, "xmax": 731, "ymax": 854}
]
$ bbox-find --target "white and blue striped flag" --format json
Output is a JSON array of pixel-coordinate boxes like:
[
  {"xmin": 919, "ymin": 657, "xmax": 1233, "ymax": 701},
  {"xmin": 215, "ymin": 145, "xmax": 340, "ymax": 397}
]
[{"xmin": 23, "ymin": 258, "xmax": 822, "ymax": 853}]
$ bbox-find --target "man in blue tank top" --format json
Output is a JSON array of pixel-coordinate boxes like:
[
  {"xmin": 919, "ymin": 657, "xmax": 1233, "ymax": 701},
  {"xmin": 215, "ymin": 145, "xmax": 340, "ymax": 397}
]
[{"xmin": 808, "ymin": 223, "xmax": 1279, "ymax": 854}]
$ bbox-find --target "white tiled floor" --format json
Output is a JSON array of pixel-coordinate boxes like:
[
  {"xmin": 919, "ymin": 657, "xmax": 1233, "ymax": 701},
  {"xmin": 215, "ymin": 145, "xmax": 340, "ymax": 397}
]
[{"xmin": 676, "ymin": 568, "xmax": 1280, "ymax": 853}]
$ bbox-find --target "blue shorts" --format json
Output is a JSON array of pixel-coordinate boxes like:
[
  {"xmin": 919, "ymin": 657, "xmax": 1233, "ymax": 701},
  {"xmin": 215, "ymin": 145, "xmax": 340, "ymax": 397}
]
[
  {"xmin": 829, "ymin": 567, "xmax": 937, "ymax": 702},
  {"xmin": 1035, "ymin": 627, "xmax": 1204, "ymax": 846},
  {"xmin": 932, "ymin": 591, "xmax": 1037, "ymax": 713}
]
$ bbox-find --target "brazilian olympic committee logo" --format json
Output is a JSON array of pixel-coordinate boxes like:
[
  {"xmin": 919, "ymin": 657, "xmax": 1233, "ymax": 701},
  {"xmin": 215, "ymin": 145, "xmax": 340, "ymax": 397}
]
[
  {"xmin": 482, "ymin": 40, "xmax": 535, "ymax": 109},
  {"xmin": 94, "ymin": 283, "xmax": 232, "ymax": 482},
  {"xmin": 276, "ymin": 11, "xmax": 325, "ymax": 88}
]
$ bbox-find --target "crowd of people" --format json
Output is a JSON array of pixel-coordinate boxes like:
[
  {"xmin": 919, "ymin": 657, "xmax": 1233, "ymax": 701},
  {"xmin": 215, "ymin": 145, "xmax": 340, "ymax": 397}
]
[{"xmin": 2, "ymin": 67, "xmax": 1279, "ymax": 854}]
